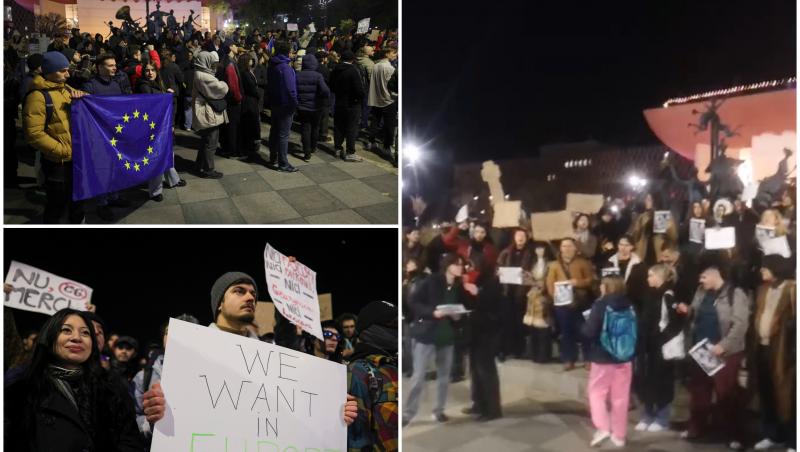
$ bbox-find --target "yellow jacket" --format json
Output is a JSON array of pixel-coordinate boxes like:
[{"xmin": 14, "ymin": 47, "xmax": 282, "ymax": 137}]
[{"xmin": 22, "ymin": 75, "xmax": 78, "ymax": 163}]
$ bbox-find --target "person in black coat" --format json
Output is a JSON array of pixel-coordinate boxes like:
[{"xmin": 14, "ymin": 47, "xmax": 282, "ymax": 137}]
[
  {"xmin": 295, "ymin": 53, "xmax": 330, "ymax": 160},
  {"xmin": 254, "ymin": 51, "xmax": 269, "ymax": 111},
  {"xmin": 4, "ymin": 309, "xmax": 144, "ymax": 452},
  {"xmin": 464, "ymin": 270, "xmax": 503, "ymax": 421},
  {"xmin": 158, "ymin": 49, "xmax": 183, "ymax": 126},
  {"xmin": 315, "ymin": 51, "xmax": 332, "ymax": 142},
  {"xmin": 238, "ymin": 53, "xmax": 262, "ymax": 160},
  {"xmin": 329, "ymin": 50, "xmax": 365, "ymax": 161},
  {"xmin": 635, "ymin": 264, "xmax": 685, "ymax": 432}
]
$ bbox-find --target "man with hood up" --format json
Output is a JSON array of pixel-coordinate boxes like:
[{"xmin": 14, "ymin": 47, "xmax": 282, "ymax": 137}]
[
  {"xmin": 347, "ymin": 300, "xmax": 398, "ymax": 451},
  {"xmin": 191, "ymin": 50, "xmax": 229, "ymax": 179},
  {"xmin": 330, "ymin": 50, "xmax": 365, "ymax": 162},
  {"xmin": 267, "ymin": 40, "xmax": 300, "ymax": 172},
  {"xmin": 295, "ymin": 53, "xmax": 330, "ymax": 161}
]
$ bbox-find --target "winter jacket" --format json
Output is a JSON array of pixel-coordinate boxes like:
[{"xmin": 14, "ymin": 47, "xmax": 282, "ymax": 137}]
[
  {"xmin": 132, "ymin": 355, "xmax": 163, "ymax": 436},
  {"xmin": 223, "ymin": 62, "xmax": 242, "ymax": 105},
  {"xmin": 82, "ymin": 75, "xmax": 124, "ymax": 95},
  {"xmin": 295, "ymin": 54, "xmax": 330, "ymax": 112},
  {"xmin": 159, "ymin": 61, "xmax": 183, "ymax": 96},
  {"xmin": 22, "ymin": 75, "xmax": 76, "ymax": 163},
  {"xmin": 329, "ymin": 61, "xmax": 364, "ymax": 108},
  {"xmin": 497, "ymin": 243, "xmax": 535, "ymax": 299},
  {"xmin": 545, "ymin": 256, "xmax": 596, "ymax": 310},
  {"xmin": 192, "ymin": 51, "xmax": 229, "ymax": 131},
  {"xmin": 581, "ymin": 294, "xmax": 634, "ymax": 363},
  {"xmin": 442, "ymin": 226, "xmax": 498, "ymax": 275},
  {"xmin": 407, "ymin": 273, "xmax": 471, "ymax": 344},
  {"xmin": 135, "ymin": 78, "xmax": 166, "ymax": 94},
  {"xmin": 239, "ymin": 69, "xmax": 261, "ymax": 115},
  {"xmin": 688, "ymin": 284, "xmax": 751, "ymax": 355},
  {"xmin": 266, "ymin": 54, "xmax": 298, "ymax": 109},
  {"xmin": 603, "ymin": 253, "xmax": 648, "ymax": 312}
]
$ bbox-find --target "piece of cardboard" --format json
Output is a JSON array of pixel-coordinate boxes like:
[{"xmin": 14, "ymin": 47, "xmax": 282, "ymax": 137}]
[
  {"xmin": 565, "ymin": 193, "xmax": 604, "ymax": 214},
  {"xmin": 531, "ymin": 210, "xmax": 574, "ymax": 241},
  {"xmin": 492, "ymin": 200, "xmax": 522, "ymax": 228},
  {"xmin": 480, "ymin": 160, "xmax": 505, "ymax": 205}
]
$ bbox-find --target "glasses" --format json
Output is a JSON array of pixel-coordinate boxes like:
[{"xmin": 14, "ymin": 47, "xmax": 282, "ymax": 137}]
[{"xmin": 322, "ymin": 331, "xmax": 341, "ymax": 341}]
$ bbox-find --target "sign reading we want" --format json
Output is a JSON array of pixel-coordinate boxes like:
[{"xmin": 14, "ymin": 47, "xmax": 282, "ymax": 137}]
[{"xmin": 151, "ymin": 319, "xmax": 347, "ymax": 452}]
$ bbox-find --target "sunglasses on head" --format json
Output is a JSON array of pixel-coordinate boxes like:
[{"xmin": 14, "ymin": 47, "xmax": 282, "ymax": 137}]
[{"xmin": 323, "ymin": 330, "xmax": 341, "ymax": 340}]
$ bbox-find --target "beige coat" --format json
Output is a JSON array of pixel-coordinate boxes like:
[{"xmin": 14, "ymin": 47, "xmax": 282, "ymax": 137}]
[{"xmin": 191, "ymin": 52, "xmax": 229, "ymax": 131}]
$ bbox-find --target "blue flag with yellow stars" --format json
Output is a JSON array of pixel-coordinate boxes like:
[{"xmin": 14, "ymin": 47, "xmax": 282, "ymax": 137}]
[{"xmin": 71, "ymin": 94, "xmax": 174, "ymax": 201}]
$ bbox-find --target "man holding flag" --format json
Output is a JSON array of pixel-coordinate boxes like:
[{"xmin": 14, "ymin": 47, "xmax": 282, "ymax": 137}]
[{"xmin": 23, "ymin": 51, "xmax": 88, "ymax": 224}]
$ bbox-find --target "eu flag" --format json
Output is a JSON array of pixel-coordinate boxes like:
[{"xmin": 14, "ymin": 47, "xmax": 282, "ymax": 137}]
[{"xmin": 71, "ymin": 94, "xmax": 174, "ymax": 201}]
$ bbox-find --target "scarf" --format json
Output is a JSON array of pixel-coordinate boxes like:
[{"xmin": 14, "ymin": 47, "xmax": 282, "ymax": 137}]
[{"xmin": 47, "ymin": 365, "xmax": 94, "ymax": 436}]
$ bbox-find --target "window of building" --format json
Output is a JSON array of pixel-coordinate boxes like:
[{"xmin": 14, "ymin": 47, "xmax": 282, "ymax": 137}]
[{"xmin": 64, "ymin": 4, "xmax": 78, "ymax": 29}]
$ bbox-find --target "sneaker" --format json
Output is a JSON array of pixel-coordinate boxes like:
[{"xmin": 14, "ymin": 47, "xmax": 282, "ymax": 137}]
[
  {"xmin": 96, "ymin": 205, "xmax": 115, "ymax": 222},
  {"xmin": 344, "ymin": 154, "xmax": 363, "ymax": 162},
  {"xmin": 729, "ymin": 441, "xmax": 744, "ymax": 450},
  {"xmin": 755, "ymin": 439, "xmax": 781, "ymax": 450},
  {"xmin": 609, "ymin": 437, "xmax": 626, "ymax": 447},
  {"xmin": 590, "ymin": 430, "xmax": 610, "ymax": 447},
  {"xmin": 634, "ymin": 421, "xmax": 650, "ymax": 431},
  {"xmin": 150, "ymin": 194, "xmax": 164, "ymax": 202},
  {"xmin": 646, "ymin": 423, "xmax": 667, "ymax": 433},
  {"xmin": 277, "ymin": 165, "xmax": 299, "ymax": 173},
  {"xmin": 461, "ymin": 406, "xmax": 478, "ymax": 415},
  {"xmin": 432, "ymin": 413, "xmax": 449, "ymax": 423},
  {"xmin": 175, "ymin": 179, "xmax": 187, "ymax": 187},
  {"xmin": 199, "ymin": 170, "xmax": 223, "ymax": 179}
]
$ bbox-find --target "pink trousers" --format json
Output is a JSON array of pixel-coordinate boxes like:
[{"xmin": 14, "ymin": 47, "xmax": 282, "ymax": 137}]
[{"xmin": 587, "ymin": 362, "xmax": 632, "ymax": 439}]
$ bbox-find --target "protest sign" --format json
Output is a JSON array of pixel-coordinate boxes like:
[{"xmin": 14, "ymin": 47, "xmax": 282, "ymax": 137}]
[
  {"xmin": 151, "ymin": 319, "xmax": 347, "ymax": 452},
  {"xmin": 492, "ymin": 200, "xmax": 522, "ymax": 228},
  {"xmin": 356, "ymin": 18, "xmax": 370, "ymax": 34},
  {"xmin": 756, "ymin": 225, "xmax": 776, "ymax": 246},
  {"xmin": 531, "ymin": 210, "xmax": 573, "ymax": 241},
  {"xmin": 689, "ymin": 218, "xmax": 706, "ymax": 244},
  {"xmin": 254, "ymin": 301, "xmax": 276, "ymax": 336},
  {"xmin": 308, "ymin": 23, "xmax": 316, "ymax": 33},
  {"xmin": 480, "ymin": 160, "xmax": 505, "ymax": 205},
  {"xmin": 762, "ymin": 236, "xmax": 792, "ymax": 258},
  {"xmin": 368, "ymin": 29, "xmax": 381, "ymax": 41},
  {"xmin": 601, "ymin": 267, "xmax": 621, "ymax": 278},
  {"xmin": 498, "ymin": 267, "xmax": 523, "ymax": 285},
  {"xmin": 287, "ymin": 23, "xmax": 298, "ymax": 31},
  {"xmin": 553, "ymin": 281, "xmax": 574, "ymax": 307},
  {"xmin": 455, "ymin": 204, "xmax": 468, "ymax": 223},
  {"xmin": 4, "ymin": 261, "xmax": 92, "ymax": 316},
  {"xmin": 318, "ymin": 293, "xmax": 333, "ymax": 321},
  {"xmin": 653, "ymin": 211, "xmax": 672, "ymax": 234},
  {"xmin": 264, "ymin": 244, "xmax": 324, "ymax": 340},
  {"xmin": 689, "ymin": 338, "xmax": 725, "ymax": 377},
  {"xmin": 565, "ymin": 193, "xmax": 604, "ymax": 214},
  {"xmin": 704, "ymin": 227, "xmax": 736, "ymax": 250},
  {"xmin": 435, "ymin": 304, "xmax": 470, "ymax": 315}
]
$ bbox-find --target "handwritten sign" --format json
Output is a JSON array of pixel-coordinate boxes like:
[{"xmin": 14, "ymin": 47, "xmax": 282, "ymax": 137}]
[
  {"xmin": 565, "ymin": 193, "xmax": 604, "ymax": 214},
  {"xmin": 531, "ymin": 210, "xmax": 573, "ymax": 241},
  {"xmin": 264, "ymin": 244, "xmax": 324, "ymax": 341},
  {"xmin": 653, "ymin": 211, "xmax": 672, "ymax": 234},
  {"xmin": 151, "ymin": 319, "xmax": 347, "ymax": 452},
  {"xmin": 286, "ymin": 23, "xmax": 298, "ymax": 31},
  {"xmin": 4, "ymin": 261, "xmax": 92, "ymax": 316},
  {"xmin": 689, "ymin": 218, "xmax": 705, "ymax": 244},
  {"xmin": 308, "ymin": 23, "xmax": 316, "ymax": 33},
  {"xmin": 356, "ymin": 18, "xmax": 370, "ymax": 34},
  {"xmin": 498, "ymin": 267, "xmax": 523, "ymax": 285},
  {"xmin": 492, "ymin": 200, "xmax": 522, "ymax": 228},
  {"xmin": 704, "ymin": 227, "xmax": 736, "ymax": 250}
]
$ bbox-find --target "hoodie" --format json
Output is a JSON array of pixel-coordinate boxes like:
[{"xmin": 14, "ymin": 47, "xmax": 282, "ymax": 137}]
[
  {"xmin": 266, "ymin": 53, "xmax": 298, "ymax": 109},
  {"xmin": 581, "ymin": 294, "xmax": 634, "ymax": 363},
  {"xmin": 295, "ymin": 54, "xmax": 330, "ymax": 112},
  {"xmin": 329, "ymin": 61, "xmax": 364, "ymax": 108}
]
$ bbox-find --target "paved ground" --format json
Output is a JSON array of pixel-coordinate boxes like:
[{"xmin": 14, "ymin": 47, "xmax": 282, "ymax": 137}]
[
  {"xmin": 5, "ymin": 118, "xmax": 397, "ymax": 224},
  {"xmin": 402, "ymin": 360, "xmax": 742, "ymax": 452}
]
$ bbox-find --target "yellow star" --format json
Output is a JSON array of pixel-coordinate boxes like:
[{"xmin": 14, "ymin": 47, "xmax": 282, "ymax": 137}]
[
  {"xmin": 143, "ymin": 157, "xmax": 150, "ymax": 166},
  {"xmin": 115, "ymin": 124, "xmax": 123, "ymax": 134},
  {"xmin": 133, "ymin": 110, "xmax": 140, "ymax": 119},
  {"xmin": 143, "ymin": 113, "xmax": 149, "ymax": 121},
  {"xmin": 150, "ymin": 121, "xmax": 156, "ymax": 129},
  {"xmin": 110, "ymin": 137, "xmax": 118, "ymax": 147},
  {"xmin": 123, "ymin": 113, "xmax": 130, "ymax": 123},
  {"xmin": 124, "ymin": 161, "xmax": 131, "ymax": 170},
  {"xmin": 150, "ymin": 134, "xmax": 155, "ymax": 141},
  {"xmin": 117, "ymin": 152, "xmax": 122, "ymax": 160},
  {"xmin": 134, "ymin": 163, "xmax": 141, "ymax": 172},
  {"xmin": 147, "ymin": 146, "xmax": 154, "ymax": 154}
]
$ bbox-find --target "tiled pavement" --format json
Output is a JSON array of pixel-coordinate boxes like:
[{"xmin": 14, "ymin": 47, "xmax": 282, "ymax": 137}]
[
  {"xmin": 4, "ymin": 119, "xmax": 397, "ymax": 224},
  {"xmin": 403, "ymin": 360, "xmax": 745, "ymax": 451}
]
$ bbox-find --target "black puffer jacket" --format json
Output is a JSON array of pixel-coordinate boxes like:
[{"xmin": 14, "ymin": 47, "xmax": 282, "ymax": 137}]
[{"xmin": 295, "ymin": 54, "xmax": 330, "ymax": 111}]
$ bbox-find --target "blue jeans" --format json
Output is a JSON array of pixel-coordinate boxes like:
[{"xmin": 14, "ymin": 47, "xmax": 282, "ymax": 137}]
[
  {"xmin": 268, "ymin": 105, "xmax": 295, "ymax": 167},
  {"xmin": 642, "ymin": 403, "xmax": 671, "ymax": 427},
  {"xmin": 183, "ymin": 96, "xmax": 192, "ymax": 130},
  {"xmin": 554, "ymin": 306, "xmax": 589, "ymax": 364},
  {"xmin": 403, "ymin": 342, "xmax": 454, "ymax": 420}
]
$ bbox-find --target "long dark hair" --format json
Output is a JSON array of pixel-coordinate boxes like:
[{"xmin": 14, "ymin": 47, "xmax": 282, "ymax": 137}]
[{"xmin": 22, "ymin": 309, "xmax": 132, "ymax": 446}]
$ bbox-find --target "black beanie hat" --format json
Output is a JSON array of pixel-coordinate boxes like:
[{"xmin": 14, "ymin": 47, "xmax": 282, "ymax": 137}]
[
  {"xmin": 356, "ymin": 300, "xmax": 397, "ymax": 332},
  {"xmin": 210, "ymin": 272, "xmax": 258, "ymax": 318},
  {"xmin": 27, "ymin": 53, "xmax": 44, "ymax": 71}
]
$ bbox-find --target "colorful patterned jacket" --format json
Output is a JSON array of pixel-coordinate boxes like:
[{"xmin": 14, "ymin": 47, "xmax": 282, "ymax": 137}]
[{"xmin": 347, "ymin": 354, "xmax": 398, "ymax": 452}]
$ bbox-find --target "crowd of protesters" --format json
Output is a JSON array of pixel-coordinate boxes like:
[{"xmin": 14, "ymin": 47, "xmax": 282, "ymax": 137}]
[
  {"xmin": 402, "ymin": 161, "xmax": 796, "ymax": 451},
  {"xmin": 3, "ymin": 266, "xmax": 398, "ymax": 451},
  {"xmin": 4, "ymin": 20, "xmax": 398, "ymax": 223}
]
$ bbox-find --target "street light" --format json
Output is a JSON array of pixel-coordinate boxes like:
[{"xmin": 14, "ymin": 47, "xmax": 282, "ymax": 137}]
[{"xmin": 404, "ymin": 144, "xmax": 421, "ymax": 165}]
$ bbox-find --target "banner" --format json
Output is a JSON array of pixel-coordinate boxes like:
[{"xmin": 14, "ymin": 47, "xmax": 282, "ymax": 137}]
[
  {"xmin": 71, "ymin": 94, "xmax": 174, "ymax": 201},
  {"xmin": 151, "ymin": 319, "xmax": 347, "ymax": 452},
  {"xmin": 492, "ymin": 200, "xmax": 521, "ymax": 228},
  {"xmin": 287, "ymin": 23, "xmax": 298, "ymax": 31},
  {"xmin": 565, "ymin": 193, "xmax": 604, "ymax": 214},
  {"xmin": 4, "ymin": 261, "xmax": 92, "ymax": 316},
  {"xmin": 356, "ymin": 17, "xmax": 370, "ymax": 34},
  {"xmin": 264, "ymin": 244, "xmax": 323, "ymax": 340},
  {"xmin": 531, "ymin": 210, "xmax": 573, "ymax": 241}
]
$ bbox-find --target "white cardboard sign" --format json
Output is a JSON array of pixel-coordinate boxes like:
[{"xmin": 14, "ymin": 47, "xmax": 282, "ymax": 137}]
[
  {"xmin": 286, "ymin": 23, "xmax": 298, "ymax": 31},
  {"xmin": 4, "ymin": 260, "xmax": 92, "ymax": 316},
  {"xmin": 264, "ymin": 244, "xmax": 324, "ymax": 341},
  {"xmin": 356, "ymin": 18, "xmax": 370, "ymax": 34},
  {"xmin": 689, "ymin": 218, "xmax": 705, "ymax": 244},
  {"xmin": 151, "ymin": 319, "xmax": 347, "ymax": 452},
  {"xmin": 704, "ymin": 227, "xmax": 736, "ymax": 250},
  {"xmin": 498, "ymin": 267, "xmax": 523, "ymax": 285},
  {"xmin": 653, "ymin": 211, "xmax": 672, "ymax": 234}
]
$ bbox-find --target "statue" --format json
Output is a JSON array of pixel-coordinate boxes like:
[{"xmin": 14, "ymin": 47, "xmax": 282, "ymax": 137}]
[
  {"xmin": 167, "ymin": 10, "xmax": 178, "ymax": 33},
  {"xmin": 753, "ymin": 148, "xmax": 794, "ymax": 212}
]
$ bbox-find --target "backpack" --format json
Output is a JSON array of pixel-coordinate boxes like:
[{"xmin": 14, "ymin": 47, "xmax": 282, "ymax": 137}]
[
  {"xmin": 599, "ymin": 305, "xmax": 637, "ymax": 361},
  {"xmin": 21, "ymin": 89, "xmax": 54, "ymax": 128}
]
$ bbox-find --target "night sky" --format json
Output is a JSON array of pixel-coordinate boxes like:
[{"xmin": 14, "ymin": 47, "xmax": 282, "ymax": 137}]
[
  {"xmin": 4, "ymin": 228, "xmax": 397, "ymax": 349},
  {"xmin": 403, "ymin": 0, "xmax": 796, "ymax": 164}
]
